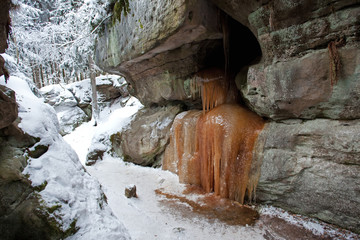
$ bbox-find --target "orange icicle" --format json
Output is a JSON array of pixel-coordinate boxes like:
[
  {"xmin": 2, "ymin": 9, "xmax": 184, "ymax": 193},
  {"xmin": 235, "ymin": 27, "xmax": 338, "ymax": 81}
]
[{"xmin": 163, "ymin": 68, "xmax": 265, "ymax": 204}]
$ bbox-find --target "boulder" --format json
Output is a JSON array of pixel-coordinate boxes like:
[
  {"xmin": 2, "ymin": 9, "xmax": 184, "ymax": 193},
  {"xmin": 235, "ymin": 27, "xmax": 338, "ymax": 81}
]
[
  {"xmin": 86, "ymin": 135, "xmax": 108, "ymax": 166},
  {"xmin": 41, "ymin": 84, "xmax": 78, "ymax": 109},
  {"xmin": 67, "ymin": 75, "xmax": 128, "ymax": 104},
  {"xmin": 41, "ymin": 84, "xmax": 89, "ymax": 135},
  {"xmin": 95, "ymin": 0, "xmax": 222, "ymax": 106},
  {"xmin": 0, "ymin": 137, "xmax": 65, "ymax": 240},
  {"xmin": 41, "ymin": 76, "xmax": 129, "ymax": 135},
  {"xmin": 57, "ymin": 107, "xmax": 89, "ymax": 136},
  {"xmin": 255, "ymin": 119, "xmax": 360, "ymax": 233},
  {"xmin": 0, "ymin": 85, "xmax": 18, "ymax": 129},
  {"xmin": 117, "ymin": 105, "xmax": 182, "ymax": 166}
]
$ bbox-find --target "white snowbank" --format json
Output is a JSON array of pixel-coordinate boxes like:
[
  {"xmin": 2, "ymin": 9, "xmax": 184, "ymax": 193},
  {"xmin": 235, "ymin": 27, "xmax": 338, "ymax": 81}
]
[
  {"xmin": 65, "ymin": 96, "xmax": 143, "ymax": 166},
  {"xmin": 0, "ymin": 75, "xmax": 130, "ymax": 240}
]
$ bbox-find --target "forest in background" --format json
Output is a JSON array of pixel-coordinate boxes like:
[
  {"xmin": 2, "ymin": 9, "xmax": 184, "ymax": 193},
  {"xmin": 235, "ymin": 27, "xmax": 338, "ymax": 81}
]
[{"xmin": 7, "ymin": 0, "xmax": 115, "ymax": 88}]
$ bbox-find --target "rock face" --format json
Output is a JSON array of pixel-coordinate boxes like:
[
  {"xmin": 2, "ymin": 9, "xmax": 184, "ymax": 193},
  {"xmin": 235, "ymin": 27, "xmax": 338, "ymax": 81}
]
[
  {"xmin": 0, "ymin": 124, "xmax": 66, "ymax": 240},
  {"xmin": 95, "ymin": 0, "xmax": 360, "ymax": 233},
  {"xmin": 0, "ymin": 85, "xmax": 18, "ymax": 129},
  {"xmin": 254, "ymin": 119, "xmax": 360, "ymax": 233},
  {"xmin": 115, "ymin": 105, "xmax": 182, "ymax": 166},
  {"xmin": 238, "ymin": 1, "xmax": 360, "ymax": 120},
  {"xmin": 95, "ymin": 0, "xmax": 222, "ymax": 106},
  {"xmin": 241, "ymin": 47, "xmax": 360, "ymax": 120}
]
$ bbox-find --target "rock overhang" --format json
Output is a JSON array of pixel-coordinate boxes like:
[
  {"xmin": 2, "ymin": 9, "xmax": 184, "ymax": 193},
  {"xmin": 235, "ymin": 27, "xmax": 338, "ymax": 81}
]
[{"xmin": 95, "ymin": 0, "xmax": 223, "ymax": 106}]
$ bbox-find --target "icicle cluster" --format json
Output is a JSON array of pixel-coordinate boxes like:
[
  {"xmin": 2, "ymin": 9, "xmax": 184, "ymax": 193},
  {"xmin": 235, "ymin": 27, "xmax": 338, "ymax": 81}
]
[{"xmin": 164, "ymin": 68, "xmax": 264, "ymax": 204}]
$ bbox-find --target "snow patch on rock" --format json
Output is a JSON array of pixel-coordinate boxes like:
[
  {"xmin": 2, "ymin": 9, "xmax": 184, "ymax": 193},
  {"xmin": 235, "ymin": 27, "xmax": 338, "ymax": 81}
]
[{"xmin": 1, "ymin": 75, "xmax": 130, "ymax": 240}]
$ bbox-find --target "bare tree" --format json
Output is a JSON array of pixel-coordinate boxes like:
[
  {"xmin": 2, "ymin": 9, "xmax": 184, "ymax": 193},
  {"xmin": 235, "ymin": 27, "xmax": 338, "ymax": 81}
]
[{"xmin": 88, "ymin": 54, "xmax": 99, "ymax": 126}]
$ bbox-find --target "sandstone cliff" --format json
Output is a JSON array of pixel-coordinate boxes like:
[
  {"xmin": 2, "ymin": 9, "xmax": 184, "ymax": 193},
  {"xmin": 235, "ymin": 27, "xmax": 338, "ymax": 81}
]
[{"xmin": 95, "ymin": 0, "xmax": 360, "ymax": 233}]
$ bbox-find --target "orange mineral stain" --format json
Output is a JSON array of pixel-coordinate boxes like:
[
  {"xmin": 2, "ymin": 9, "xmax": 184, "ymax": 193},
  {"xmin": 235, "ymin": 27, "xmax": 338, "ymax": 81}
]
[{"xmin": 163, "ymin": 68, "xmax": 264, "ymax": 204}]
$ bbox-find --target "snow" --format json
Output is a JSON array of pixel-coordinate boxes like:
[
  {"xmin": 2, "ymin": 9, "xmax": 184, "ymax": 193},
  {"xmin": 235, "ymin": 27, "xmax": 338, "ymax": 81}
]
[
  {"xmin": 64, "ymin": 95, "xmax": 142, "ymax": 166},
  {"xmin": 8, "ymin": 0, "xmax": 109, "ymax": 83},
  {"xmin": 86, "ymin": 157, "xmax": 267, "ymax": 240},
  {"xmin": 0, "ymin": 75, "xmax": 130, "ymax": 239}
]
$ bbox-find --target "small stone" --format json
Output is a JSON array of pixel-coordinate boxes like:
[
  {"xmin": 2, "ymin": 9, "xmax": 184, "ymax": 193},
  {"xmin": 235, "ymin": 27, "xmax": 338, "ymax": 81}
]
[{"xmin": 125, "ymin": 184, "xmax": 137, "ymax": 198}]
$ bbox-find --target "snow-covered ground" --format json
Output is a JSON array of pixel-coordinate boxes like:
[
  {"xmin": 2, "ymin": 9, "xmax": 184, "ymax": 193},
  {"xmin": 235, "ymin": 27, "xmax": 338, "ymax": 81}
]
[
  {"xmin": 0, "ymin": 75, "xmax": 130, "ymax": 240},
  {"xmin": 64, "ymin": 100, "xmax": 267, "ymax": 240},
  {"xmin": 64, "ymin": 87, "xmax": 360, "ymax": 240}
]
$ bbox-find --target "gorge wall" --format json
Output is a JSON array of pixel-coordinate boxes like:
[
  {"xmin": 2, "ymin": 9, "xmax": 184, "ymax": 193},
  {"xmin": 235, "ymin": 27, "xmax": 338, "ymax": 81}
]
[{"xmin": 95, "ymin": 0, "xmax": 360, "ymax": 233}]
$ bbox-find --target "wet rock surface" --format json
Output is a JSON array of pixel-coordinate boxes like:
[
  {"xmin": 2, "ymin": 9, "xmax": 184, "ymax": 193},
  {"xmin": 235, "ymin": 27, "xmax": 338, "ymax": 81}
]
[{"xmin": 156, "ymin": 185, "xmax": 358, "ymax": 240}]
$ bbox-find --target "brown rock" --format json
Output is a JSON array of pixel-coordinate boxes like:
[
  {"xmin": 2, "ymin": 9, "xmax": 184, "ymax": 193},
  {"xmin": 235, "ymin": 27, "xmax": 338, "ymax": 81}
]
[
  {"xmin": 0, "ymin": 85, "xmax": 18, "ymax": 129},
  {"xmin": 241, "ymin": 46, "xmax": 360, "ymax": 120},
  {"xmin": 125, "ymin": 184, "xmax": 137, "ymax": 198},
  {"xmin": 95, "ymin": 0, "xmax": 222, "ymax": 106}
]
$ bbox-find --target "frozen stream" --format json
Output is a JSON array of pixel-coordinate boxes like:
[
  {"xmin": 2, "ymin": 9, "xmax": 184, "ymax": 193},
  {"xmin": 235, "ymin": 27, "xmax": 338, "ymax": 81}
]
[{"xmin": 64, "ymin": 98, "xmax": 358, "ymax": 240}]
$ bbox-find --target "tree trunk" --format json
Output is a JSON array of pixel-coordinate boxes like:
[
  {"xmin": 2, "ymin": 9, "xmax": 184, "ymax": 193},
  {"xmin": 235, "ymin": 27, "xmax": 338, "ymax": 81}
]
[
  {"xmin": 11, "ymin": 33, "xmax": 20, "ymax": 64},
  {"xmin": 31, "ymin": 61, "xmax": 41, "ymax": 88},
  {"xmin": 89, "ymin": 55, "xmax": 98, "ymax": 126},
  {"xmin": 40, "ymin": 64, "xmax": 45, "ymax": 87},
  {"xmin": 62, "ymin": 69, "xmax": 67, "ymax": 84}
]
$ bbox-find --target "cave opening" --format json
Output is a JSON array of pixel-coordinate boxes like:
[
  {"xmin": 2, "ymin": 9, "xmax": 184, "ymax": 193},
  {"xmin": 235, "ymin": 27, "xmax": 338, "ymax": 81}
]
[
  {"xmin": 197, "ymin": 10, "xmax": 262, "ymax": 109},
  {"xmin": 225, "ymin": 14, "xmax": 262, "ymax": 76},
  {"xmin": 200, "ymin": 11, "xmax": 262, "ymax": 83}
]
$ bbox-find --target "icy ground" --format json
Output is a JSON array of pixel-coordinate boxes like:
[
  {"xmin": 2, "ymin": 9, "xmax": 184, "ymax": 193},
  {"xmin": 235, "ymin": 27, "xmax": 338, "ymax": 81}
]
[{"xmin": 64, "ymin": 95, "xmax": 360, "ymax": 240}]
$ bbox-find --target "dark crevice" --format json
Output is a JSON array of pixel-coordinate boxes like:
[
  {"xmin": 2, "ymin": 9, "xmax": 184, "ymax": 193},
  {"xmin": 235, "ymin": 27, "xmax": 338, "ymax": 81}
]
[
  {"xmin": 197, "ymin": 10, "xmax": 262, "ymax": 73},
  {"xmin": 197, "ymin": 10, "xmax": 262, "ymax": 84},
  {"xmin": 226, "ymin": 14, "xmax": 262, "ymax": 76}
]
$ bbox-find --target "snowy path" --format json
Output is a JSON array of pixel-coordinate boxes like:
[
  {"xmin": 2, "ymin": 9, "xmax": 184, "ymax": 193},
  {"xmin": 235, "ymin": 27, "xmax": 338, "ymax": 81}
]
[
  {"xmin": 86, "ymin": 159, "xmax": 267, "ymax": 240},
  {"xmin": 64, "ymin": 101, "xmax": 359, "ymax": 240}
]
